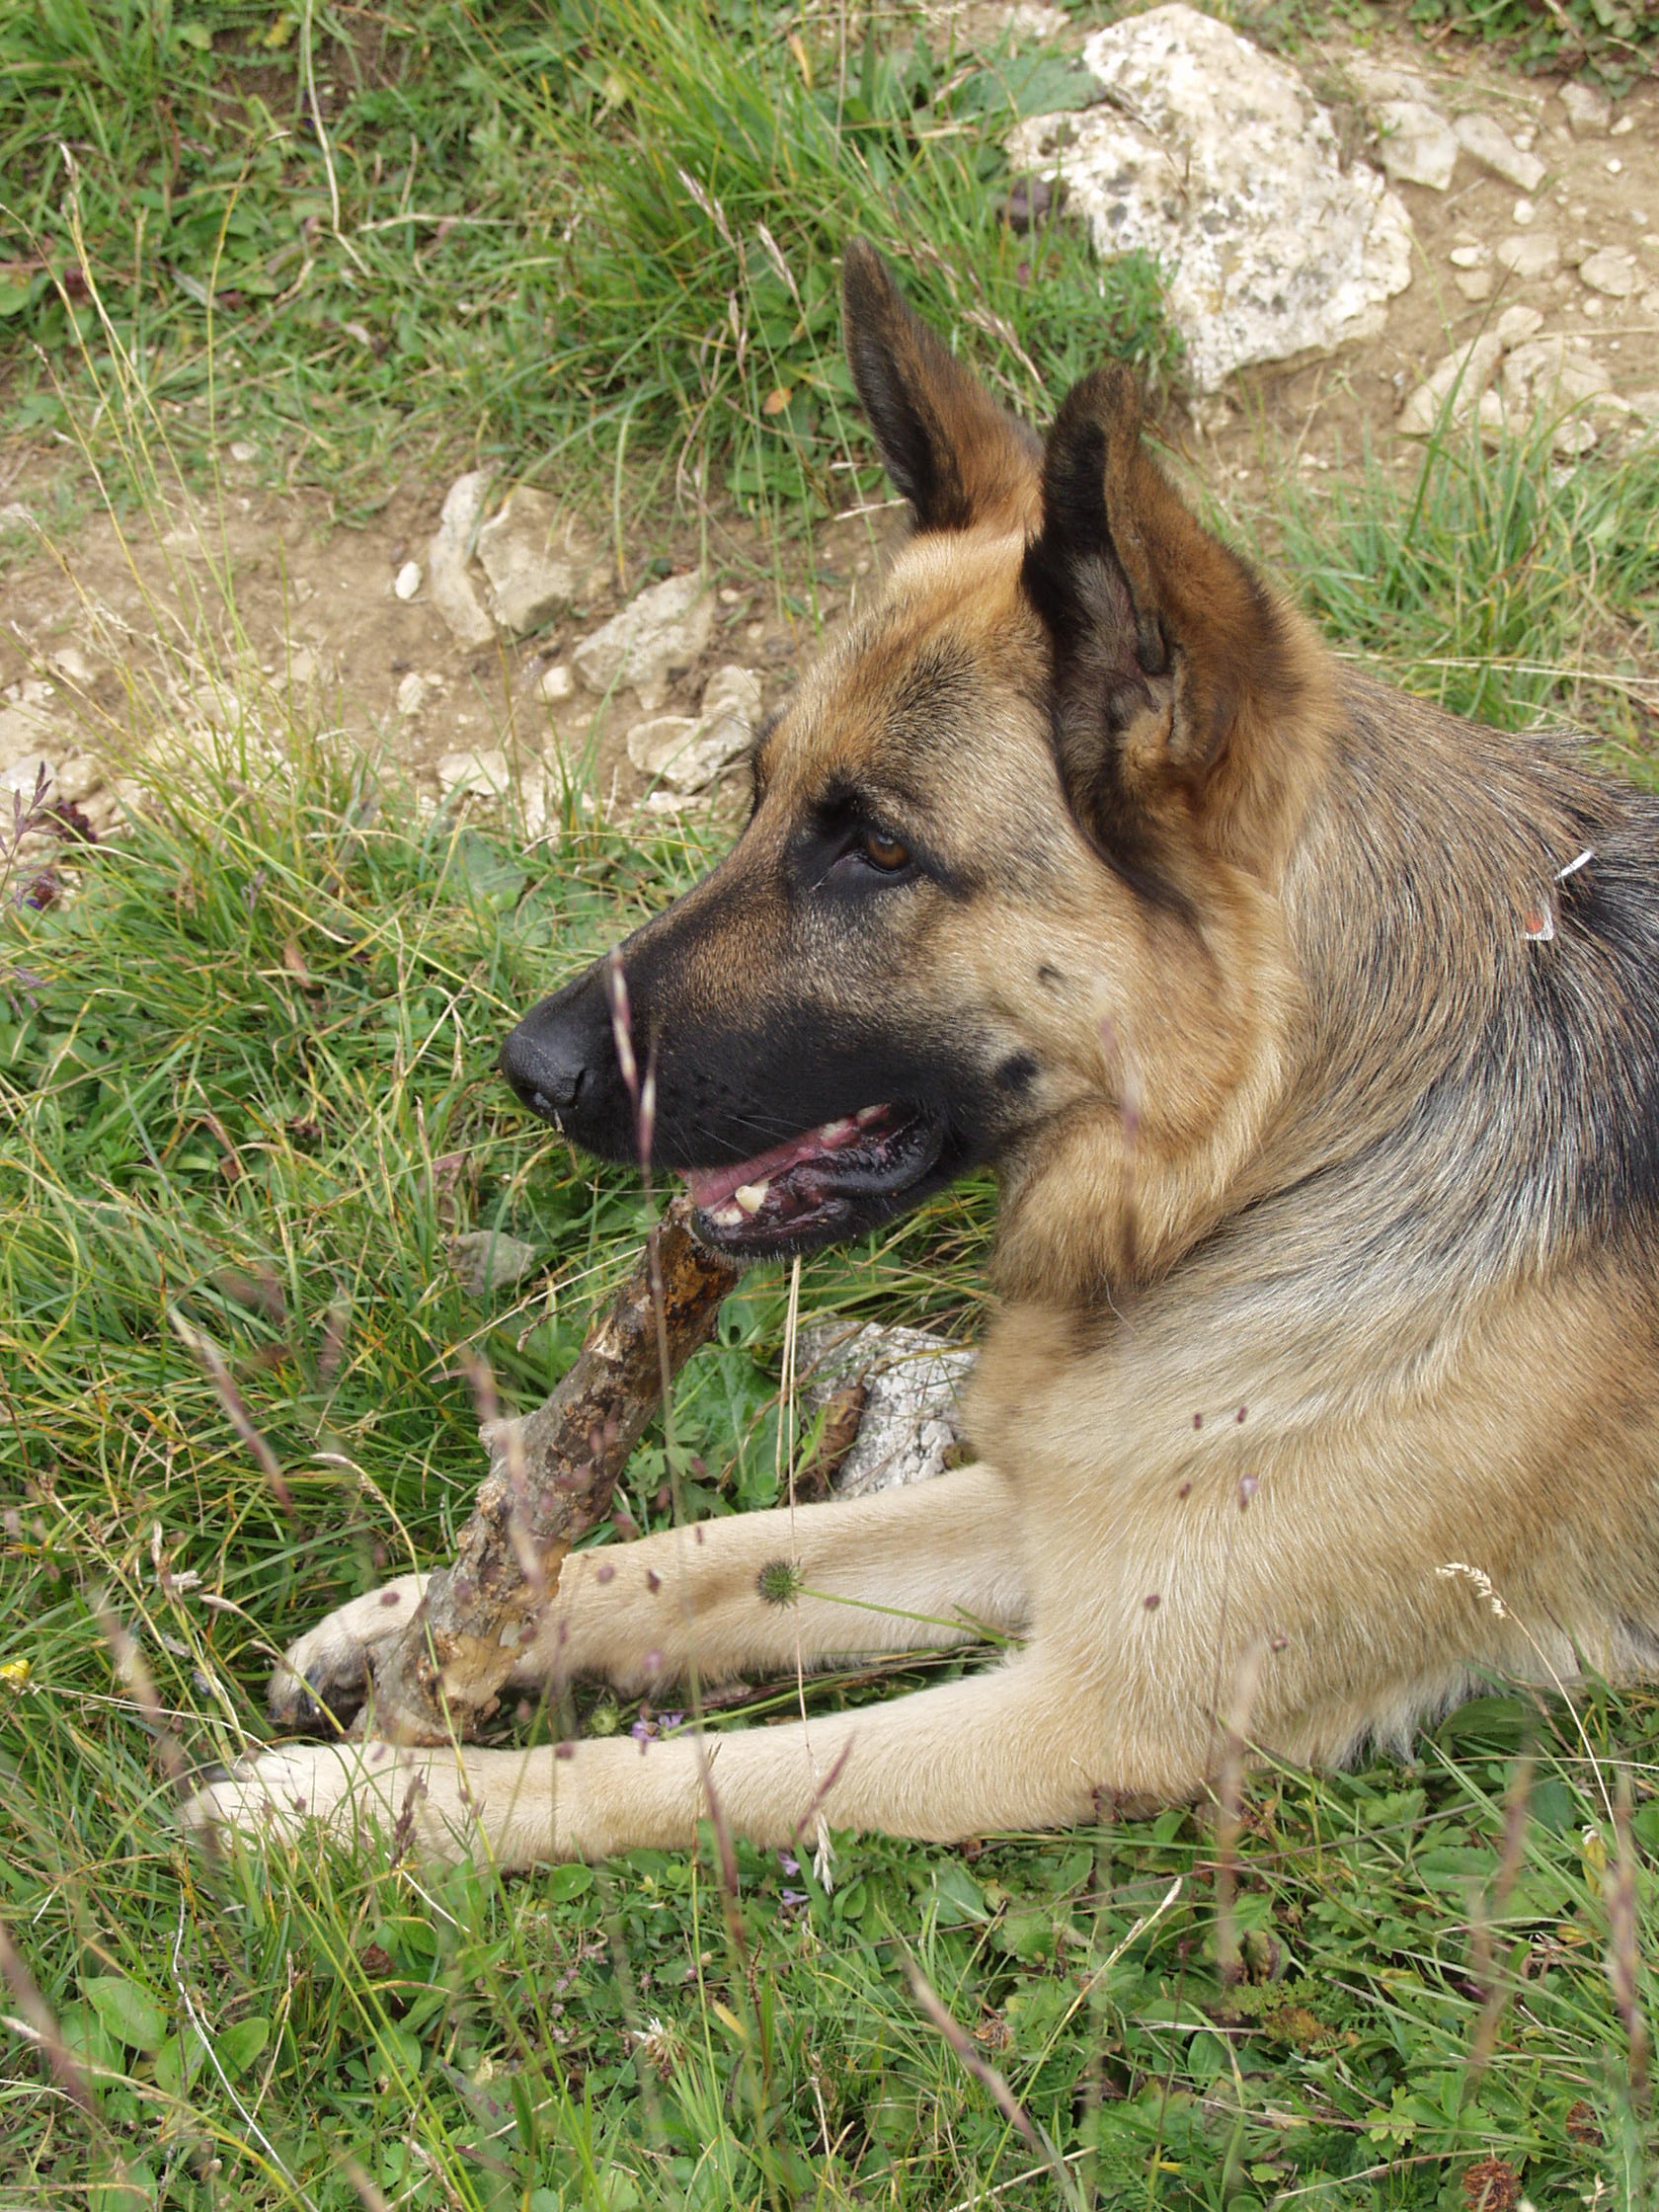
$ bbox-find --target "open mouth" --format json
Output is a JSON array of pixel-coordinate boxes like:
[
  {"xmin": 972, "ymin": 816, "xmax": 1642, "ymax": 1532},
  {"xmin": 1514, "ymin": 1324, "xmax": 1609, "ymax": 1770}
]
[{"xmin": 682, "ymin": 1102, "xmax": 947, "ymax": 1254}]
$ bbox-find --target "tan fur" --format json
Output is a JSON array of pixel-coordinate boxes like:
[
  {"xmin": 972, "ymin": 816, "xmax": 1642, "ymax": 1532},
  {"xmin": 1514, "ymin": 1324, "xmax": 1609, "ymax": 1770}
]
[{"xmin": 192, "ymin": 250, "xmax": 1659, "ymax": 1869}]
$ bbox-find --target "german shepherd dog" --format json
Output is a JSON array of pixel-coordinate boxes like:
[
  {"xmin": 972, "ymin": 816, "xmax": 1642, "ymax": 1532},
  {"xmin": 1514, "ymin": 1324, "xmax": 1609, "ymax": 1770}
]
[{"xmin": 193, "ymin": 242, "xmax": 1659, "ymax": 1866}]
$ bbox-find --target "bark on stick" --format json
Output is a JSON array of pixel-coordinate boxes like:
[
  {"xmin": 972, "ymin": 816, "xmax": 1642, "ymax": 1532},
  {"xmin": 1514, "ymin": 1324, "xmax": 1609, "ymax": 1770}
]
[{"xmin": 358, "ymin": 1194, "xmax": 742, "ymax": 1744}]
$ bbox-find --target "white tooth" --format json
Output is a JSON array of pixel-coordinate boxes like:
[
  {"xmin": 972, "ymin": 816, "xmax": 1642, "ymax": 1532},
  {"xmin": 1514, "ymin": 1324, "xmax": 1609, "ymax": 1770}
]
[
  {"xmin": 734, "ymin": 1180, "xmax": 768, "ymax": 1214},
  {"xmin": 856, "ymin": 1105, "xmax": 886, "ymax": 1126},
  {"xmin": 817, "ymin": 1118, "xmax": 855, "ymax": 1143},
  {"xmin": 711, "ymin": 1203, "xmax": 744, "ymax": 1227}
]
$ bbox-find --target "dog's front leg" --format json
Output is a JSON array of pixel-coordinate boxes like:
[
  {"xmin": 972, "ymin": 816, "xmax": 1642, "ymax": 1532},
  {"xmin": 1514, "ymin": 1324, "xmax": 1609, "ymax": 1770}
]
[{"xmin": 191, "ymin": 1646, "xmax": 1101, "ymax": 1866}]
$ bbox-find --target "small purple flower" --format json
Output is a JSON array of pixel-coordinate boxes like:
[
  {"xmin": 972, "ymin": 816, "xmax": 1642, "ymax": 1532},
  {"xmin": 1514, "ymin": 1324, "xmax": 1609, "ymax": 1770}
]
[{"xmin": 777, "ymin": 1851, "xmax": 800, "ymax": 1877}]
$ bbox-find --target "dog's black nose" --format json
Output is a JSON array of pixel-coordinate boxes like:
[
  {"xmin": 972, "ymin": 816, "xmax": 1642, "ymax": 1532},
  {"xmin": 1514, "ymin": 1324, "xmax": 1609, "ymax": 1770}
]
[{"xmin": 500, "ymin": 998, "xmax": 592, "ymax": 1122}]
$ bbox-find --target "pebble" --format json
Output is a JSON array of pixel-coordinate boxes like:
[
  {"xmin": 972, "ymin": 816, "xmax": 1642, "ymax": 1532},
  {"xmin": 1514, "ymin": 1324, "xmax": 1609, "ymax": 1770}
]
[
  {"xmin": 394, "ymin": 560, "xmax": 422, "ymax": 601},
  {"xmin": 1454, "ymin": 112, "xmax": 1545, "ymax": 194},
  {"xmin": 1373, "ymin": 98, "xmax": 1459, "ymax": 193},
  {"xmin": 1456, "ymin": 270, "xmax": 1494, "ymax": 302},
  {"xmin": 1560, "ymin": 82, "xmax": 1611, "ymax": 136},
  {"xmin": 1608, "ymin": 158, "xmax": 1623, "ymax": 176},
  {"xmin": 1580, "ymin": 248, "xmax": 1640, "ymax": 298},
  {"xmin": 1495, "ymin": 305, "xmax": 1545, "ymax": 349},
  {"xmin": 395, "ymin": 672, "xmax": 429, "ymax": 717},
  {"xmin": 538, "ymin": 663, "xmax": 574, "ymax": 703},
  {"xmin": 1513, "ymin": 198, "xmax": 1536, "ymax": 226},
  {"xmin": 1612, "ymin": 116, "xmax": 1635, "ymax": 137},
  {"xmin": 435, "ymin": 747, "xmax": 512, "ymax": 801},
  {"xmin": 1495, "ymin": 232, "xmax": 1561, "ymax": 281},
  {"xmin": 1449, "ymin": 244, "xmax": 1489, "ymax": 269}
]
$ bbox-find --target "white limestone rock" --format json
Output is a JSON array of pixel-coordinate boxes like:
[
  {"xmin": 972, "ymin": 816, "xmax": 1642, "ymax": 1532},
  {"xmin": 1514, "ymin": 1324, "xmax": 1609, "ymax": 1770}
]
[
  {"xmin": 475, "ymin": 488, "xmax": 598, "ymax": 635},
  {"xmin": 428, "ymin": 471, "xmax": 496, "ymax": 651},
  {"xmin": 1579, "ymin": 248, "xmax": 1639, "ymax": 299},
  {"xmin": 573, "ymin": 573, "xmax": 714, "ymax": 712},
  {"xmin": 1501, "ymin": 336, "xmax": 1619, "ymax": 454},
  {"xmin": 435, "ymin": 746, "xmax": 512, "ymax": 801},
  {"xmin": 798, "ymin": 1321, "xmax": 977, "ymax": 1498},
  {"xmin": 1454, "ymin": 112, "xmax": 1545, "ymax": 194},
  {"xmin": 1397, "ymin": 333, "xmax": 1505, "ymax": 435},
  {"xmin": 1374, "ymin": 99, "xmax": 1458, "ymax": 192},
  {"xmin": 1005, "ymin": 5, "xmax": 1413, "ymax": 391},
  {"xmin": 1560, "ymin": 82, "xmax": 1611, "ymax": 137},
  {"xmin": 1495, "ymin": 231, "xmax": 1560, "ymax": 281}
]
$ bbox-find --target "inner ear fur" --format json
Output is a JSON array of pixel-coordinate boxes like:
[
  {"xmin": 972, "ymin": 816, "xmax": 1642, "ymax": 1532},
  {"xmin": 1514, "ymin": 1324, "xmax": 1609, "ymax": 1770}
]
[
  {"xmin": 1023, "ymin": 364, "xmax": 1304, "ymax": 868},
  {"xmin": 841, "ymin": 239, "xmax": 1039, "ymax": 535}
]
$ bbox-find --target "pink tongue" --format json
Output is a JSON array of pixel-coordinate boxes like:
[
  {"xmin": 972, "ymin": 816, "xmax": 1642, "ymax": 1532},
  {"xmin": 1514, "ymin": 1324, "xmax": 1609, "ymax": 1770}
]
[{"xmin": 681, "ymin": 1117, "xmax": 868, "ymax": 1212}]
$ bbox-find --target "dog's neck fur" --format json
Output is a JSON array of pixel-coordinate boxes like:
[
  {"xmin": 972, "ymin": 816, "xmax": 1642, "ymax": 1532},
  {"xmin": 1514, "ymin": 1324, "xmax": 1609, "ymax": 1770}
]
[{"xmin": 988, "ymin": 640, "xmax": 1659, "ymax": 1332}]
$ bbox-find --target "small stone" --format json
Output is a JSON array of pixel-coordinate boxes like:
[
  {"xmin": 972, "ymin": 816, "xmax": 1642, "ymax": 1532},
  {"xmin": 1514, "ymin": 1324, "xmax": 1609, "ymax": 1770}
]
[
  {"xmin": 0, "ymin": 754, "xmax": 54, "ymax": 799},
  {"xmin": 1454, "ymin": 112, "xmax": 1545, "ymax": 193},
  {"xmin": 393, "ymin": 560, "xmax": 422, "ymax": 601},
  {"xmin": 1502, "ymin": 334, "xmax": 1616, "ymax": 454},
  {"xmin": 1495, "ymin": 231, "xmax": 1560, "ymax": 281},
  {"xmin": 1455, "ymin": 270, "xmax": 1494, "ymax": 302},
  {"xmin": 1560, "ymin": 82, "xmax": 1611, "ymax": 137},
  {"xmin": 1512, "ymin": 198, "xmax": 1536, "ymax": 226},
  {"xmin": 1495, "ymin": 305, "xmax": 1545, "ymax": 350},
  {"xmin": 435, "ymin": 747, "xmax": 512, "ymax": 801},
  {"xmin": 1627, "ymin": 389, "xmax": 1659, "ymax": 424},
  {"xmin": 1373, "ymin": 100, "xmax": 1459, "ymax": 193},
  {"xmin": 395, "ymin": 672, "xmax": 429, "ymax": 717},
  {"xmin": 625, "ymin": 715, "xmax": 701, "ymax": 785},
  {"xmin": 475, "ymin": 488, "xmax": 597, "ymax": 635},
  {"xmin": 699, "ymin": 663, "xmax": 763, "ymax": 727},
  {"xmin": 1579, "ymin": 248, "xmax": 1639, "ymax": 299},
  {"xmin": 538, "ymin": 663, "xmax": 574, "ymax": 703},
  {"xmin": 1611, "ymin": 115, "xmax": 1635, "ymax": 138},
  {"xmin": 573, "ymin": 573, "xmax": 715, "ymax": 712},
  {"xmin": 1449, "ymin": 244, "xmax": 1489, "ymax": 269},
  {"xmin": 1584, "ymin": 296, "xmax": 1604, "ymax": 318},
  {"xmin": 229, "ymin": 439, "xmax": 259, "ymax": 463},
  {"xmin": 1608, "ymin": 157, "xmax": 1623, "ymax": 176},
  {"xmin": 1562, "ymin": 238, "xmax": 1595, "ymax": 268},
  {"xmin": 47, "ymin": 647, "xmax": 96, "ymax": 687},
  {"xmin": 428, "ymin": 470, "xmax": 496, "ymax": 651},
  {"xmin": 1476, "ymin": 389, "xmax": 1509, "ymax": 443},
  {"xmin": 1397, "ymin": 333, "xmax": 1505, "ymax": 435},
  {"xmin": 798, "ymin": 1320, "xmax": 976, "ymax": 1497},
  {"xmin": 447, "ymin": 1229, "xmax": 538, "ymax": 1299},
  {"xmin": 52, "ymin": 755, "xmax": 105, "ymax": 806}
]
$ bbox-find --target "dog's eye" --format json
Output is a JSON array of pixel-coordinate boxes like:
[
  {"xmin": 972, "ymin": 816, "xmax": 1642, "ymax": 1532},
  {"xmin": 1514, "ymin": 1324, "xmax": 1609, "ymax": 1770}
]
[{"xmin": 859, "ymin": 828, "xmax": 911, "ymax": 873}]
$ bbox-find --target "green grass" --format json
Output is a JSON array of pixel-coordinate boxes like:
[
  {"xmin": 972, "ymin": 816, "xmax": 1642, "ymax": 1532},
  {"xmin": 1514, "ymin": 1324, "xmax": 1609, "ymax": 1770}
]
[
  {"xmin": 1405, "ymin": 0, "xmax": 1659, "ymax": 89},
  {"xmin": 1276, "ymin": 414, "xmax": 1659, "ymax": 765},
  {"xmin": 3, "ymin": 452, "xmax": 1659, "ymax": 2199},
  {"xmin": 0, "ymin": 0, "xmax": 1177, "ymax": 520}
]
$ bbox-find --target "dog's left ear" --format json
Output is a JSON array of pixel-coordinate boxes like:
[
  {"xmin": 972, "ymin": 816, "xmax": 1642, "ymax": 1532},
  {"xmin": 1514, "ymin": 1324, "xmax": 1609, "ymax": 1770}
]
[
  {"xmin": 1023, "ymin": 364, "xmax": 1301, "ymax": 867},
  {"xmin": 842, "ymin": 239, "xmax": 1039, "ymax": 534}
]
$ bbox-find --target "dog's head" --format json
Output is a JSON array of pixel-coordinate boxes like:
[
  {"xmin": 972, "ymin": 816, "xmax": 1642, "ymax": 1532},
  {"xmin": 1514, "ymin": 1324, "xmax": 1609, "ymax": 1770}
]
[{"xmin": 503, "ymin": 244, "xmax": 1322, "ymax": 1295}]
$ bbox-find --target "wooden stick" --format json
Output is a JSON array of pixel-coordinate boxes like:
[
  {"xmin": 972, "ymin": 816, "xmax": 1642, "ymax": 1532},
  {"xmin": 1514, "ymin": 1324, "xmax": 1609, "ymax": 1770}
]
[{"xmin": 358, "ymin": 1194, "xmax": 742, "ymax": 1744}]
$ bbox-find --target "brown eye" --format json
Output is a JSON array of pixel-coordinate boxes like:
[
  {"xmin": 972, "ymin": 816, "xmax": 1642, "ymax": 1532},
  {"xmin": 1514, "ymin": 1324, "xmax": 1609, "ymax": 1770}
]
[{"xmin": 860, "ymin": 829, "xmax": 911, "ymax": 872}]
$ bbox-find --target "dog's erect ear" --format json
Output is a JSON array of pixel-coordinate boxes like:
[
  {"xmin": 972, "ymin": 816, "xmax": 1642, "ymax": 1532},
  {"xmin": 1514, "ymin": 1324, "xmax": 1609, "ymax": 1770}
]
[
  {"xmin": 1023, "ymin": 364, "xmax": 1301, "ymax": 873},
  {"xmin": 841, "ymin": 239, "xmax": 1039, "ymax": 534}
]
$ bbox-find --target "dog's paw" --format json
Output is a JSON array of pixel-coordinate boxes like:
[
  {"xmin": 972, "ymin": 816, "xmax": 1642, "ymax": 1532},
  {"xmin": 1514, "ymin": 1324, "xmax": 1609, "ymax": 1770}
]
[
  {"xmin": 186, "ymin": 1741, "xmax": 434, "ymax": 1855},
  {"xmin": 267, "ymin": 1572, "xmax": 430, "ymax": 1728}
]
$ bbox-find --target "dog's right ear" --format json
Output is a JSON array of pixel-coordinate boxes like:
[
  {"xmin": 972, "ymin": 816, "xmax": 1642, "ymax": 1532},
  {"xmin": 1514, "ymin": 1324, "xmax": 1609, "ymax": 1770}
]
[{"xmin": 841, "ymin": 240, "xmax": 1039, "ymax": 534}]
